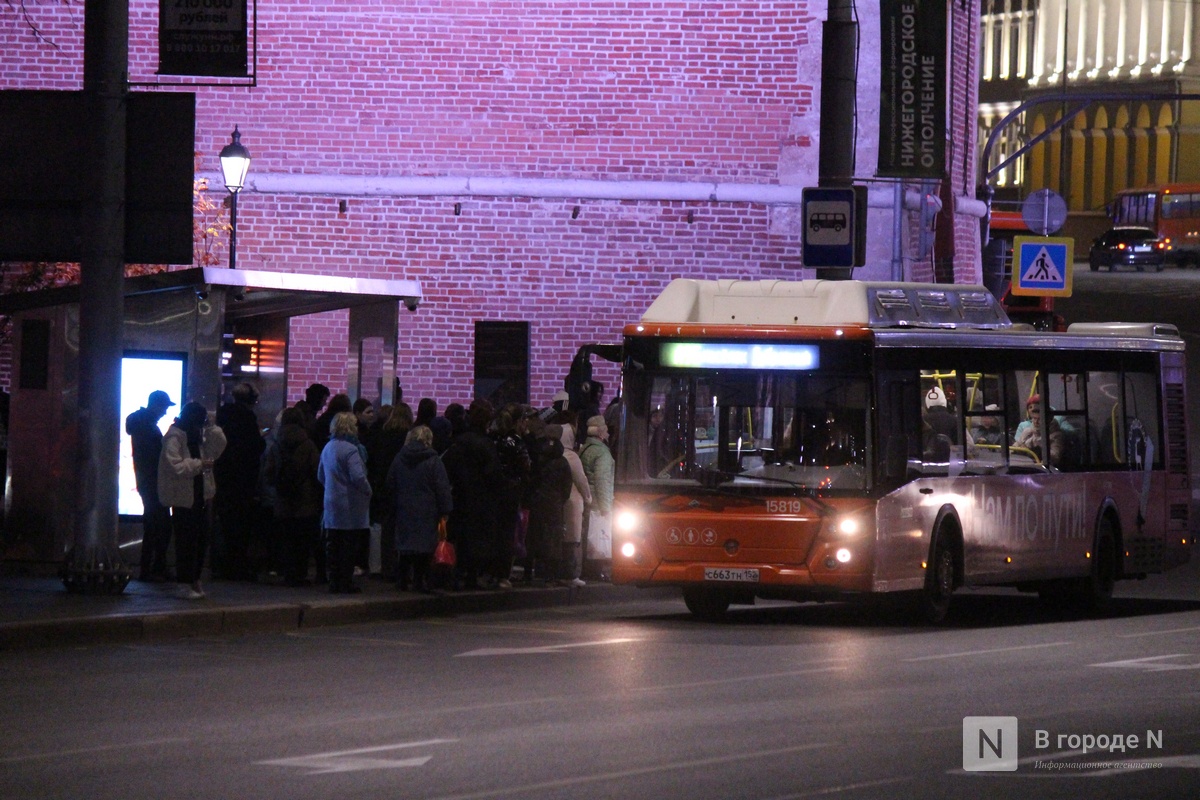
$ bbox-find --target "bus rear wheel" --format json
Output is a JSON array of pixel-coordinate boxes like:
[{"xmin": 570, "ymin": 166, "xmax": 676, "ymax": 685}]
[
  {"xmin": 919, "ymin": 532, "xmax": 957, "ymax": 624},
  {"xmin": 1079, "ymin": 519, "xmax": 1118, "ymax": 614},
  {"xmin": 683, "ymin": 587, "xmax": 731, "ymax": 620}
]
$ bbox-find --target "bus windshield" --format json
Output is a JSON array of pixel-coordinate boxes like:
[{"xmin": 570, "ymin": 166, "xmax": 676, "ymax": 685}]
[{"xmin": 618, "ymin": 369, "xmax": 871, "ymax": 491}]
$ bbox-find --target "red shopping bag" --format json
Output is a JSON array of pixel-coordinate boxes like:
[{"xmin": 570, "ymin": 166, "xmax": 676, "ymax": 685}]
[{"xmin": 433, "ymin": 539, "xmax": 456, "ymax": 569}]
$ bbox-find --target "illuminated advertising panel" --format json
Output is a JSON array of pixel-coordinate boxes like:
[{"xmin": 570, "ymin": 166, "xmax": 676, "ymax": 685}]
[{"xmin": 119, "ymin": 353, "xmax": 186, "ymax": 517}]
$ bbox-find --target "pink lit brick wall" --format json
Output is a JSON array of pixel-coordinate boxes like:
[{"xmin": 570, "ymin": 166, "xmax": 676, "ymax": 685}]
[{"xmin": 2, "ymin": 0, "xmax": 981, "ymax": 407}]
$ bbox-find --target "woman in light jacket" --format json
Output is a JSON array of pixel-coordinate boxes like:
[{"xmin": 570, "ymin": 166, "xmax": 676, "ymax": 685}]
[
  {"xmin": 580, "ymin": 415, "xmax": 615, "ymax": 569},
  {"xmin": 318, "ymin": 411, "xmax": 372, "ymax": 594},
  {"xmin": 559, "ymin": 423, "xmax": 591, "ymax": 586},
  {"xmin": 158, "ymin": 402, "xmax": 227, "ymax": 599}
]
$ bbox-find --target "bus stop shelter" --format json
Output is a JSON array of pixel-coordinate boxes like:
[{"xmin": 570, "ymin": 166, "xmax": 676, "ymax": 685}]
[{"xmin": 0, "ymin": 267, "xmax": 421, "ymax": 566}]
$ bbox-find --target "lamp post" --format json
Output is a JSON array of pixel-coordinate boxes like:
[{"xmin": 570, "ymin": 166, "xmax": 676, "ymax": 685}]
[{"xmin": 219, "ymin": 126, "xmax": 251, "ymax": 269}]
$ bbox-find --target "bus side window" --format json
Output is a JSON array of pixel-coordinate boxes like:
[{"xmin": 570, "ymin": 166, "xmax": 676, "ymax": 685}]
[
  {"xmin": 1125, "ymin": 370, "xmax": 1161, "ymax": 468},
  {"xmin": 1087, "ymin": 372, "xmax": 1122, "ymax": 465},
  {"xmin": 1046, "ymin": 372, "xmax": 1086, "ymax": 469}
]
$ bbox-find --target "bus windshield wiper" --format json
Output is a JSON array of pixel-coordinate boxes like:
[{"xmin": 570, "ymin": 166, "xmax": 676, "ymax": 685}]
[{"xmin": 696, "ymin": 467, "xmax": 833, "ymax": 514}]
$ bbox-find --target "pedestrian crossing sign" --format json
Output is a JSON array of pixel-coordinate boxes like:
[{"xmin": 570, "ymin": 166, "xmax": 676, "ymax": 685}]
[{"xmin": 1011, "ymin": 236, "xmax": 1073, "ymax": 297}]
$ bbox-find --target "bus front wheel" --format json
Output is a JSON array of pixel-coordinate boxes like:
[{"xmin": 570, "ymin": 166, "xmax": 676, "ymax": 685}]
[{"xmin": 683, "ymin": 587, "xmax": 731, "ymax": 620}]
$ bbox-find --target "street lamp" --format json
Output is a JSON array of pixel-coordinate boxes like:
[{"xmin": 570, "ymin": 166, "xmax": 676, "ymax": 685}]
[{"xmin": 219, "ymin": 126, "xmax": 251, "ymax": 270}]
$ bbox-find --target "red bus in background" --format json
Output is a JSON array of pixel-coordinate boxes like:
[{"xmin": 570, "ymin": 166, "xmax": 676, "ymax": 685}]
[{"xmin": 1109, "ymin": 183, "xmax": 1200, "ymax": 267}]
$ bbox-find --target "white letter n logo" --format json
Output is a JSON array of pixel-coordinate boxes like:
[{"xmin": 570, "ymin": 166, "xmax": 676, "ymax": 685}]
[{"xmin": 963, "ymin": 716, "xmax": 1018, "ymax": 771}]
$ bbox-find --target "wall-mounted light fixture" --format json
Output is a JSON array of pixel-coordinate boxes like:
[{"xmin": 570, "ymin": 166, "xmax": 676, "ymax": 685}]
[
  {"xmin": 687, "ymin": 210, "xmax": 695, "ymax": 224},
  {"xmin": 339, "ymin": 199, "xmax": 348, "ymax": 214},
  {"xmin": 454, "ymin": 202, "xmax": 462, "ymax": 216},
  {"xmin": 571, "ymin": 205, "xmax": 580, "ymax": 219}
]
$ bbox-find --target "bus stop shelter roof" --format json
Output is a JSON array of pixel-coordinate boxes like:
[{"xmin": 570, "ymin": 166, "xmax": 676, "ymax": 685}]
[{"xmin": 0, "ymin": 267, "xmax": 423, "ymax": 320}]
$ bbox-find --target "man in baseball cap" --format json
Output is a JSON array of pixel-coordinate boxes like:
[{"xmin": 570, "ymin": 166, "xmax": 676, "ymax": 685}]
[
  {"xmin": 127, "ymin": 390, "xmax": 175, "ymax": 581},
  {"xmin": 148, "ymin": 390, "xmax": 176, "ymax": 411}
]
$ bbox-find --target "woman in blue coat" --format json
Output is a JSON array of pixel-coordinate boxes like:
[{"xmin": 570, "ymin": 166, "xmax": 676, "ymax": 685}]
[
  {"xmin": 385, "ymin": 424, "xmax": 453, "ymax": 592},
  {"xmin": 317, "ymin": 411, "xmax": 372, "ymax": 593}
]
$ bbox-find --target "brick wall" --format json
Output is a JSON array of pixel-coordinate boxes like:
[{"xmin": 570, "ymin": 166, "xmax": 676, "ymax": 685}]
[{"xmin": 3, "ymin": 0, "xmax": 982, "ymax": 408}]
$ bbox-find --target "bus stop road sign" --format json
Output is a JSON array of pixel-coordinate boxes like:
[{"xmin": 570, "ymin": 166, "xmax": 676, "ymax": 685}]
[
  {"xmin": 1011, "ymin": 236, "xmax": 1073, "ymax": 297},
  {"xmin": 802, "ymin": 186, "xmax": 865, "ymax": 268}
]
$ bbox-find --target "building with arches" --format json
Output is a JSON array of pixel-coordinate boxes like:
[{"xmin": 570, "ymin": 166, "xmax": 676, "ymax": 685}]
[{"xmin": 979, "ymin": 0, "xmax": 1200, "ymax": 240}]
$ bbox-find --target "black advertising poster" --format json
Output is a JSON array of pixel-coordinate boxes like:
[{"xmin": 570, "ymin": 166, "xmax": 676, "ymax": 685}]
[
  {"xmin": 159, "ymin": 0, "xmax": 249, "ymax": 77},
  {"xmin": 877, "ymin": 0, "xmax": 947, "ymax": 179}
]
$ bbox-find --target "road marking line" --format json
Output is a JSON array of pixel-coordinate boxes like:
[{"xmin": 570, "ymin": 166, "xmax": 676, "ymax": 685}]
[
  {"xmin": 1090, "ymin": 654, "xmax": 1200, "ymax": 671},
  {"xmin": 456, "ymin": 637, "xmax": 640, "ymax": 657},
  {"xmin": 761, "ymin": 776, "xmax": 914, "ymax": 798},
  {"xmin": 257, "ymin": 738, "xmax": 458, "ymax": 775},
  {"xmin": 0, "ymin": 737, "xmax": 189, "ymax": 764},
  {"xmin": 423, "ymin": 742, "xmax": 831, "ymax": 800},
  {"xmin": 1119, "ymin": 625, "xmax": 1200, "ymax": 638},
  {"xmin": 903, "ymin": 641, "xmax": 1073, "ymax": 662}
]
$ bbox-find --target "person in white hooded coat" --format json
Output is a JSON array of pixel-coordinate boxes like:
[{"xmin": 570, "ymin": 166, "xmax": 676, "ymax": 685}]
[
  {"xmin": 158, "ymin": 402, "xmax": 227, "ymax": 599},
  {"xmin": 559, "ymin": 423, "xmax": 592, "ymax": 587}
]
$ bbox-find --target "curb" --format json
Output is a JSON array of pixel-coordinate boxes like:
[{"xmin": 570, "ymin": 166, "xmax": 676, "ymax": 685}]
[{"xmin": 0, "ymin": 585, "xmax": 609, "ymax": 651}]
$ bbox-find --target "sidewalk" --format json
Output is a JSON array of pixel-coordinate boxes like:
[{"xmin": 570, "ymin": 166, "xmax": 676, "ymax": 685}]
[
  {"xmin": 2, "ymin": 553, "xmax": 1194, "ymax": 652},
  {"xmin": 0, "ymin": 570, "xmax": 635, "ymax": 651}
]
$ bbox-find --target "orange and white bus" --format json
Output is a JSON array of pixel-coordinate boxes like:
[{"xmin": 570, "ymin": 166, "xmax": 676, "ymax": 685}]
[
  {"xmin": 1110, "ymin": 183, "xmax": 1200, "ymax": 267},
  {"xmin": 611, "ymin": 279, "xmax": 1192, "ymax": 621}
]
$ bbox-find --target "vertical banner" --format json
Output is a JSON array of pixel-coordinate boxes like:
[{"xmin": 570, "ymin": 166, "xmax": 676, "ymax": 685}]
[
  {"xmin": 877, "ymin": 0, "xmax": 947, "ymax": 178},
  {"xmin": 159, "ymin": 0, "xmax": 249, "ymax": 77}
]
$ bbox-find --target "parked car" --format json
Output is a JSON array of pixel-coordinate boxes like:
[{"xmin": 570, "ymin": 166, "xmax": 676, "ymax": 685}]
[{"xmin": 1088, "ymin": 226, "xmax": 1166, "ymax": 272}]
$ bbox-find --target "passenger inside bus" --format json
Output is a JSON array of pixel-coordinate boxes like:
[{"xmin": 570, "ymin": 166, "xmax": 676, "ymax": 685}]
[
  {"xmin": 971, "ymin": 404, "xmax": 1005, "ymax": 446},
  {"xmin": 922, "ymin": 386, "xmax": 957, "ymax": 461},
  {"xmin": 1012, "ymin": 394, "xmax": 1065, "ymax": 465}
]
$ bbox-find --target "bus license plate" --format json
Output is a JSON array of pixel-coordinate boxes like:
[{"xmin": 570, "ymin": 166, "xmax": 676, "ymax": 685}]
[{"xmin": 704, "ymin": 568, "xmax": 760, "ymax": 583}]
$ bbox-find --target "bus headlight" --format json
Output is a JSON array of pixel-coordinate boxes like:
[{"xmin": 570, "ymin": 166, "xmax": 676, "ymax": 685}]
[
  {"xmin": 620, "ymin": 542, "xmax": 637, "ymax": 559},
  {"xmin": 836, "ymin": 548, "xmax": 852, "ymax": 563},
  {"xmin": 615, "ymin": 509, "xmax": 642, "ymax": 534},
  {"xmin": 836, "ymin": 517, "xmax": 860, "ymax": 536}
]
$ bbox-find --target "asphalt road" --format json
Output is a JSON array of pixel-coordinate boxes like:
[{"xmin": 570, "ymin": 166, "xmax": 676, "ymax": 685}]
[
  {"xmin": 3, "ymin": 566, "xmax": 1199, "ymax": 800},
  {"xmin": 2, "ymin": 270, "xmax": 1198, "ymax": 800}
]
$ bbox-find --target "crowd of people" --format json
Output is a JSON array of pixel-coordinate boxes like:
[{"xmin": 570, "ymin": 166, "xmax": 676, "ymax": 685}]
[{"xmin": 126, "ymin": 381, "xmax": 617, "ymax": 599}]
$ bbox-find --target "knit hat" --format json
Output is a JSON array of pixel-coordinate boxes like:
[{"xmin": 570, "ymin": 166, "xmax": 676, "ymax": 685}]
[{"xmin": 586, "ymin": 415, "xmax": 608, "ymax": 436}]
